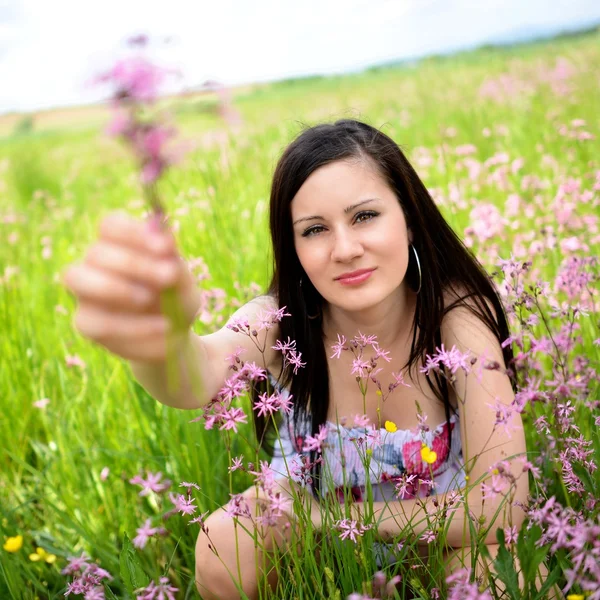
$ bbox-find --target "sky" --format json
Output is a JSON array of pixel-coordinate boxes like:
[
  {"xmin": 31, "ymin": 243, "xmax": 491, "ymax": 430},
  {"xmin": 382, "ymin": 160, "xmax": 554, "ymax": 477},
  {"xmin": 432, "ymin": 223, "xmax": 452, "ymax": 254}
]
[{"xmin": 1, "ymin": 0, "xmax": 599, "ymax": 114}]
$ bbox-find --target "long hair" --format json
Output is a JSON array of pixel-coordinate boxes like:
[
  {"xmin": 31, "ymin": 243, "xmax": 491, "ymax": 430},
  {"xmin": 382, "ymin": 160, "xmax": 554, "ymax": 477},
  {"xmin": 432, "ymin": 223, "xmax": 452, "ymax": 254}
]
[{"xmin": 252, "ymin": 118, "xmax": 515, "ymax": 500}]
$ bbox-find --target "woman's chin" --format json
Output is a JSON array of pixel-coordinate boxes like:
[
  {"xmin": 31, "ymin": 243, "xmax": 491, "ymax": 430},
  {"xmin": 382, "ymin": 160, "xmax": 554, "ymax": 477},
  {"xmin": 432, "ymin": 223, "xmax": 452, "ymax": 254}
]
[{"xmin": 326, "ymin": 290, "xmax": 387, "ymax": 314}]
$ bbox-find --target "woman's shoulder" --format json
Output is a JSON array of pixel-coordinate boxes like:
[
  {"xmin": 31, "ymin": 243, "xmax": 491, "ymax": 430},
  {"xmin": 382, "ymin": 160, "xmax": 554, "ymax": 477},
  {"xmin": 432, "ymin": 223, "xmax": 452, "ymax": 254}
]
[
  {"xmin": 442, "ymin": 282, "xmax": 498, "ymax": 320},
  {"xmin": 220, "ymin": 294, "xmax": 283, "ymax": 369},
  {"xmin": 440, "ymin": 283, "xmax": 504, "ymax": 357},
  {"xmin": 244, "ymin": 293, "xmax": 279, "ymax": 310}
]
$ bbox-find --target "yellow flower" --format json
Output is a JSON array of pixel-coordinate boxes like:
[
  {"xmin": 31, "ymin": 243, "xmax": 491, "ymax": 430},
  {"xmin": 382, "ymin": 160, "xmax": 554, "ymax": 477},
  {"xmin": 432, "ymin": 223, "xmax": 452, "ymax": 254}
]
[
  {"xmin": 3, "ymin": 535, "xmax": 23, "ymax": 553},
  {"xmin": 566, "ymin": 595, "xmax": 585, "ymax": 600},
  {"xmin": 420, "ymin": 445, "xmax": 437, "ymax": 464},
  {"xmin": 384, "ymin": 420, "xmax": 397, "ymax": 433},
  {"xmin": 29, "ymin": 547, "xmax": 57, "ymax": 564},
  {"xmin": 376, "ymin": 390, "xmax": 382, "ymax": 396}
]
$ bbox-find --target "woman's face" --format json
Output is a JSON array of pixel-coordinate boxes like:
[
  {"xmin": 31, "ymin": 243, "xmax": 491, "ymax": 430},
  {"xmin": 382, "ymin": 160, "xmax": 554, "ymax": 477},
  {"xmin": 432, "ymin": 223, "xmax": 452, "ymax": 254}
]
[{"xmin": 291, "ymin": 159, "xmax": 412, "ymax": 314}]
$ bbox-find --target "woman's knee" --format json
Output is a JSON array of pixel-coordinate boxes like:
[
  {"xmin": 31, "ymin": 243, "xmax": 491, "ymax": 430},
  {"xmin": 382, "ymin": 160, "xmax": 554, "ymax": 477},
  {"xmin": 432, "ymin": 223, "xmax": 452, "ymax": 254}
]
[
  {"xmin": 194, "ymin": 491, "xmax": 294, "ymax": 599},
  {"xmin": 194, "ymin": 507, "xmax": 243, "ymax": 599}
]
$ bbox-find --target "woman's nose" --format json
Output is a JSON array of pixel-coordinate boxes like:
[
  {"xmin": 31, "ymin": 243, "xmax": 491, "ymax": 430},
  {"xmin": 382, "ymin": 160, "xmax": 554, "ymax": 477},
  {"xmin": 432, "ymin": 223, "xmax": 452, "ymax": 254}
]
[{"xmin": 331, "ymin": 229, "xmax": 364, "ymax": 262}]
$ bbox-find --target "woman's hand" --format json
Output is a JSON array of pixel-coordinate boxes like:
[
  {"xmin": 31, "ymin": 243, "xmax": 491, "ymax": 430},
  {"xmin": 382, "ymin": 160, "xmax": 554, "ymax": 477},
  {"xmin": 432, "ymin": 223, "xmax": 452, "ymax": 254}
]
[{"xmin": 61, "ymin": 211, "xmax": 203, "ymax": 363}]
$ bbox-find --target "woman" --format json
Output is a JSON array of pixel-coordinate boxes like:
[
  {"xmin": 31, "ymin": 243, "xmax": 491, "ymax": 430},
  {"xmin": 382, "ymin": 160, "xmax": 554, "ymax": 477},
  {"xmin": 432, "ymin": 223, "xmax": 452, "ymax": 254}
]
[{"xmin": 63, "ymin": 119, "xmax": 528, "ymax": 599}]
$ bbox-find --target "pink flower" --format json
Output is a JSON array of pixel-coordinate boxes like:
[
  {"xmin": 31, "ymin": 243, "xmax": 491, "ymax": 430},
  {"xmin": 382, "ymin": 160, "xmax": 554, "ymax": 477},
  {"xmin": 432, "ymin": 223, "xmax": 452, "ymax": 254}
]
[
  {"xmin": 481, "ymin": 474, "xmax": 508, "ymax": 501},
  {"xmin": 179, "ymin": 481, "xmax": 200, "ymax": 491},
  {"xmin": 98, "ymin": 56, "xmax": 166, "ymax": 103},
  {"xmin": 468, "ymin": 202, "xmax": 505, "ymax": 243},
  {"xmin": 504, "ymin": 525, "xmax": 518, "ymax": 544},
  {"xmin": 254, "ymin": 391, "xmax": 284, "ymax": 417},
  {"xmin": 240, "ymin": 361, "xmax": 267, "ymax": 381},
  {"xmin": 353, "ymin": 414, "xmax": 371, "ymax": 427},
  {"xmin": 129, "ymin": 471, "xmax": 172, "ymax": 496},
  {"xmin": 65, "ymin": 355, "xmax": 86, "ymax": 369},
  {"xmin": 256, "ymin": 306, "xmax": 291, "ymax": 330},
  {"xmin": 33, "ymin": 397, "xmax": 50, "ymax": 409},
  {"xmin": 106, "ymin": 110, "xmax": 132, "ymax": 136},
  {"xmin": 100, "ymin": 467, "xmax": 110, "ymax": 481},
  {"xmin": 351, "ymin": 357, "xmax": 370, "ymax": 377},
  {"xmin": 225, "ymin": 346, "xmax": 246, "ymax": 365},
  {"xmin": 284, "ymin": 349, "xmax": 306, "ymax": 374},
  {"xmin": 62, "ymin": 558, "xmax": 114, "ymax": 598},
  {"xmin": 421, "ymin": 529, "xmax": 437, "ymax": 544},
  {"xmin": 486, "ymin": 397, "xmax": 519, "ymax": 437},
  {"xmin": 168, "ymin": 492, "xmax": 197, "ymax": 515},
  {"xmin": 133, "ymin": 518, "xmax": 160, "ymax": 549},
  {"xmin": 272, "ymin": 337, "xmax": 306, "ymax": 374},
  {"xmin": 302, "ymin": 424, "xmax": 329, "ymax": 453},
  {"xmin": 224, "ymin": 493, "xmax": 252, "ymax": 519},
  {"xmin": 372, "ymin": 343, "xmax": 392, "ymax": 362},
  {"xmin": 446, "ymin": 567, "xmax": 492, "ymax": 600},
  {"xmin": 61, "ymin": 552, "xmax": 91, "ymax": 575},
  {"xmin": 420, "ymin": 344, "xmax": 471, "ymax": 377},
  {"xmin": 394, "ymin": 473, "xmax": 418, "ymax": 498},
  {"xmin": 227, "ymin": 315, "xmax": 250, "ymax": 333},
  {"xmin": 188, "ymin": 511, "xmax": 210, "ymax": 528},
  {"xmin": 330, "ymin": 333, "xmax": 347, "ymax": 359},
  {"xmin": 229, "ymin": 456, "xmax": 244, "ymax": 473},
  {"xmin": 135, "ymin": 576, "xmax": 178, "ymax": 600},
  {"xmin": 272, "ymin": 336, "xmax": 297, "ymax": 354},
  {"xmin": 264, "ymin": 491, "xmax": 292, "ymax": 518},
  {"xmin": 355, "ymin": 332, "xmax": 378, "ymax": 347},
  {"xmin": 335, "ymin": 518, "xmax": 372, "ymax": 543},
  {"xmin": 389, "ymin": 370, "xmax": 410, "ymax": 391},
  {"xmin": 218, "ymin": 376, "xmax": 249, "ymax": 403},
  {"xmin": 218, "ymin": 406, "xmax": 248, "ymax": 433},
  {"xmin": 248, "ymin": 461, "xmax": 277, "ymax": 491}
]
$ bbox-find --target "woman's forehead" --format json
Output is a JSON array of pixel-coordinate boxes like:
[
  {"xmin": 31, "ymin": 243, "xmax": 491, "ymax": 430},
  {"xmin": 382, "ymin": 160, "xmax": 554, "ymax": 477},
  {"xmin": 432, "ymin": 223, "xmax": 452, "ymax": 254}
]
[{"xmin": 291, "ymin": 161, "xmax": 393, "ymax": 216}]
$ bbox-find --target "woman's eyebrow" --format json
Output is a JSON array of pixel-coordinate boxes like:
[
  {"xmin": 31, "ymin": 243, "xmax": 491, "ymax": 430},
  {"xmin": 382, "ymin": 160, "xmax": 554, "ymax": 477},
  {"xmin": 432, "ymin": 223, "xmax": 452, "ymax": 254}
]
[{"xmin": 292, "ymin": 197, "xmax": 382, "ymax": 226}]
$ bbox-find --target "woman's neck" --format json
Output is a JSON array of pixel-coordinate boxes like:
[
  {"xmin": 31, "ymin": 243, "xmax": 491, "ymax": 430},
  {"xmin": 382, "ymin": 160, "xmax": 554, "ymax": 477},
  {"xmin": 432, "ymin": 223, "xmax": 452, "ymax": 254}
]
[{"xmin": 322, "ymin": 285, "xmax": 417, "ymax": 351}]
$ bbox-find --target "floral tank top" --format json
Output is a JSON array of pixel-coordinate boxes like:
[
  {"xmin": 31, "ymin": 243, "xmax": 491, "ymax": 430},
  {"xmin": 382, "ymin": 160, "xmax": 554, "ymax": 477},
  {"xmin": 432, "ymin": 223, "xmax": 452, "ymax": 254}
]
[{"xmin": 269, "ymin": 381, "xmax": 466, "ymax": 503}]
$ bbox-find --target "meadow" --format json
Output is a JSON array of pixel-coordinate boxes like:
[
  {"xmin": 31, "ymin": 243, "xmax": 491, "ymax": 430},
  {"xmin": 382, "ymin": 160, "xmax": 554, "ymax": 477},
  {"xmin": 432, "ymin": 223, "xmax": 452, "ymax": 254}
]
[{"xmin": 1, "ymin": 28, "xmax": 599, "ymax": 600}]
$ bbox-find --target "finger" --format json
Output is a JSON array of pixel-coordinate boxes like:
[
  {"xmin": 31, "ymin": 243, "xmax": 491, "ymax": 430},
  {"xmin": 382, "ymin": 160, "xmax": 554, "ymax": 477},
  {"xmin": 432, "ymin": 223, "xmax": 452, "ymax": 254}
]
[
  {"xmin": 63, "ymin": 264, "xmax": 155, "ymax": 312},
  {"xmin": 85, "ymin": 241, "xmax": 181, "ymax": 290},
  {"xmin": 99, "ymin": 211, "xmax": 177, "ymax": 258},
  {"xmin": 73, "ymin": 304, "xmax": 170, "ymax": 343}
]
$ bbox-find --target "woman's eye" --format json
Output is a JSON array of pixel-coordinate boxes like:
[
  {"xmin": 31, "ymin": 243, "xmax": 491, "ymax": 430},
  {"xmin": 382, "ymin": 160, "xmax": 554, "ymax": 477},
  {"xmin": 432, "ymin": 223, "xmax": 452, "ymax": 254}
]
[
  {"xmin": 302, "ymin": 225, "xmax": 325, "ymax": 237},
  {"xmin": 355, "ymin": 210, "xmax": 379, "ymax": 224}
]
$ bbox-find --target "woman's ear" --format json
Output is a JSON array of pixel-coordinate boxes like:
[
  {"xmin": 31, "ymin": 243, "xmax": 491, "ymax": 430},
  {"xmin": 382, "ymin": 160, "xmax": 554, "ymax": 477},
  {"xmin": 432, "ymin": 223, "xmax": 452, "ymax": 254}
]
[{"xmin": 408, "ymin": 228, "xmax": 414, "ymax": 245}]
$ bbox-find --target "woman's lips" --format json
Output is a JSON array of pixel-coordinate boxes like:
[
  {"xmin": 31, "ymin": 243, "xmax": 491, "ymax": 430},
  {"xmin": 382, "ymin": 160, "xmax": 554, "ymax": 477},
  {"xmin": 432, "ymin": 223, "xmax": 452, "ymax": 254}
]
[{"xmin": 336, "ymin": 269, "xmax": 376, "ymax": 285}]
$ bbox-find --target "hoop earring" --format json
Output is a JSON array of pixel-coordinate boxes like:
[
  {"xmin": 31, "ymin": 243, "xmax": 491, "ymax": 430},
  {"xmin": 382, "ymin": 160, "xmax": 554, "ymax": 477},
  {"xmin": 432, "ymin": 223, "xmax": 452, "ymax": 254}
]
[
  {"xmin": 410, "ymin": 244, "xmax": 422, "ymax": 294},
  {"xmin": 299, "ymin": 277, "xmax": 321, "ymax": 320}
]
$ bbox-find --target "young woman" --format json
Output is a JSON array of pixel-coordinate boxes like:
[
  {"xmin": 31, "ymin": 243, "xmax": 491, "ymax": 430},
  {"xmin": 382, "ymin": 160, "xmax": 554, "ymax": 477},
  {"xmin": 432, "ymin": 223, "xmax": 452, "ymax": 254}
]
[{"xmin": 63, "ymin": 119, "xmax": 528, "ymax": 599}]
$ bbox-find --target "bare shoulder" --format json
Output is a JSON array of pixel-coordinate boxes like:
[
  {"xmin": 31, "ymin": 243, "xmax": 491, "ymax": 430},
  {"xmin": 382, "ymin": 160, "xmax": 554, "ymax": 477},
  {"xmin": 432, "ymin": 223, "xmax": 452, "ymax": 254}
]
[
  {"xmin": 441, "ymin": 283, "xmax": 503, "ymax": 360},
  {"xmin": 200, "ymin": 294, "xmax": 282, "ymax": 374},
  {"xmin": 443, "ymin": 282, "xmax": 499, "ymax": 322}
]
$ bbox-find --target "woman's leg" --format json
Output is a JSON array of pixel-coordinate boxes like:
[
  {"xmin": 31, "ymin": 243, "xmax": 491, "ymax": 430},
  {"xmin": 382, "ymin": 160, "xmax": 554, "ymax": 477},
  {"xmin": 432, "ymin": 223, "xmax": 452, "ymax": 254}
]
[{"xmin": 195, "ymin": 486, "xmax": 302, "ymax": 600}]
